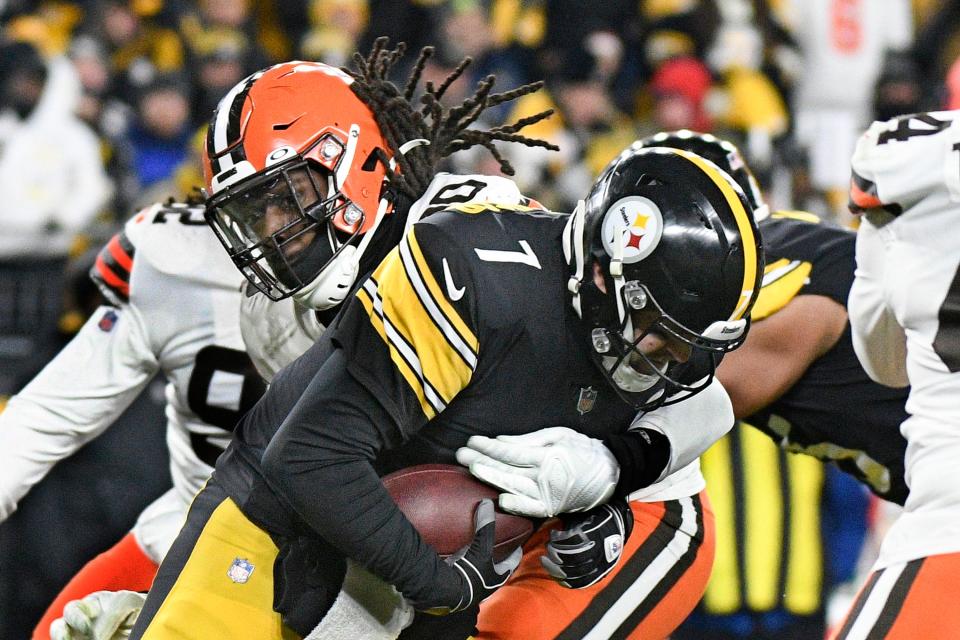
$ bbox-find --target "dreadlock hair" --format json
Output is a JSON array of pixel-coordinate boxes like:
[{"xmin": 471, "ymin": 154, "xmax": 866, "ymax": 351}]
[{"xmin": 345, "ymin": 37, "xmax": 559, "ymax": 201}]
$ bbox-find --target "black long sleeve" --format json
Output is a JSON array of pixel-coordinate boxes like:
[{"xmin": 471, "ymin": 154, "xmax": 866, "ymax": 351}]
[{"xmin": 261, "ymin": 348, "xmax": 460, "ymax": 607}]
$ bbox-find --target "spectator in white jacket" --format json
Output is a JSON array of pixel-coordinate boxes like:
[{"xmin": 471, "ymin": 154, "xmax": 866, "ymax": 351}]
[{"xmin": 0, "ymin": 40, "xmax": 112, "ymax": 258}]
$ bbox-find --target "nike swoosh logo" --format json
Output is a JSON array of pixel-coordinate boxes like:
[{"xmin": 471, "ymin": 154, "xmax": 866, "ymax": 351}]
[{"xmin": 443, "ymin": 258, "xmax": 465, "ymax": 301}]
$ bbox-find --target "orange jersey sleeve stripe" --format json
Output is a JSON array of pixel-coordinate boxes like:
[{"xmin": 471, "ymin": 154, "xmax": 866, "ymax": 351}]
[
  {"xmin": 94, "ymin": 254, "xmax": 130, "ymax": 299},
  {"xmin": 107, "ymin": 235, "xmax": 134, "ymax": 272}
]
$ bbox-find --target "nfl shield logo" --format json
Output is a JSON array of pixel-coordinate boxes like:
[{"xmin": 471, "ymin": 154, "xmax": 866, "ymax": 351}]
[
  {"xmin": 98, "ymin": 310, "xmax": 118, "ymax": 332},
  {"xmin": 576, "ymin": 386, "xmax": 598, "ymax": 415},
  {"xmin": 604, "ymin": 534, "xmax": 623, "ymax": 562},
  {"xmin": 227, "ymin": 558, "xmax": 255, "ymax": 584}
]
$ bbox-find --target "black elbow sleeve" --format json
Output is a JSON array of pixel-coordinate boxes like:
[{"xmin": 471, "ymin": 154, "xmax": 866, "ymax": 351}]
[{"xmin": 603, "ymin": 428, "xmax": 671, "ymax": 497}]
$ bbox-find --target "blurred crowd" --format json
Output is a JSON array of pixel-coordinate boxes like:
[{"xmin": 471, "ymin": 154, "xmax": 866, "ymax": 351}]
[{"xmin": 4, "ymin": 0, "xmax": 959, "ymax": 236}]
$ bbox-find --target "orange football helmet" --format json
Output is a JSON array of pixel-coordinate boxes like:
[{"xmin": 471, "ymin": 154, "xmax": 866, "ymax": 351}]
[{"xmin": 203, "ymin": 61, "xmax": 398, "ymax": 308}]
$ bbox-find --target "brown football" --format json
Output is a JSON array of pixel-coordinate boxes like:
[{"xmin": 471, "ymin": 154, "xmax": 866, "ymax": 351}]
[{"xmin": 383, "ymin": 463, "xmax": 536, "ymax": 562}]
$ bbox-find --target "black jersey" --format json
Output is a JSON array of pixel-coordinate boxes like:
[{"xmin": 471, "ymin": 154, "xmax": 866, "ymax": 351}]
[
  {"xmin": 214, "ymin": 201, "xmax": 644, "ymax": 605},
  {"xmin": 340, "ymin": 203, "xmax": 643, "ymax": 472},
  {"xmin": 746, "ymin": 211, "xmax": 909, "ymax": 504}
]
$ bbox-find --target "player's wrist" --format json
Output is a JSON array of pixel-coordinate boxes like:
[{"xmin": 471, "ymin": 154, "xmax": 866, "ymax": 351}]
[
  {"xmin": 603, "ymin": 428, "xmax": 671, "ymax": 497},
  {"xmin": 412, "ymin": 561, "xmax": 468, "ymax": 614}
]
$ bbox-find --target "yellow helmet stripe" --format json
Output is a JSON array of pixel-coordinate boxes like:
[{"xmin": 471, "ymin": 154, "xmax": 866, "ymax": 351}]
[
  {"xmin": 751, "ymin": 258, "xmax": 812, "ymax": 321},
  {"xmin": 675, "ymin": 149, "xmax": 759, "ymax": 321}
]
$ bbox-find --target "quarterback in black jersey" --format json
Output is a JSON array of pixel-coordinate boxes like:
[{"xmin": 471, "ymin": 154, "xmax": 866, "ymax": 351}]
[
  {"xmin": 133, "ymin": 151, "xmax": 762, "ymax": 640},
  {"xmin": 131, "ymin": 48, "xmax": 763, "ymax": 640}
]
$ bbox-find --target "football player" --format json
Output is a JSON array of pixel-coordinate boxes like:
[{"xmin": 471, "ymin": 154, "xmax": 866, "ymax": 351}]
[
  {"xmin": 0, "ymin": 199, "xmax": 267, "ymax": 640},
  {"xmin": 832, "ymin": 112, "xmax": 960, "ymax": 638},
  {"xmin": 639, "ymin": 132, "xmax": 908, "ymax": 638},
  {"xmin": 196, "ymin": 52, "xmax": 758, "ymax": 640},
  {"xmin": 466, "ymin": 131, "xmax": 913, "ymax": 640},
  {"xmin": 636, "ymin": 131, "xmax": 910, "ymax": 504},
  {"xmin": 459, "ymin": 131, "xmax": 899, "ymax": 640},
  {"xmin": 127, "ymin": 50, "xmax": 764, "ymax": 635},
  {"xmin": 38, "ymin": 38, "xmax": 558, "ymax": 640}
]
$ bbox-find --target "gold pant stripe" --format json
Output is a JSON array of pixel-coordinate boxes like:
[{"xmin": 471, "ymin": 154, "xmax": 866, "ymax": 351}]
[
  {"xmin": 141, "ymin": 497, "xmax": 297, "ymax": 639},
  {"xmin": 701, "ymin": 434, "xmax": 741, "ymax": 613},
  {"xmin": 742, "ymin": 424, "xmax": 784, "ymax": 611},
  {"xmin": 784, "ymin": 451, "xmax": 824, "ymax": 614}
]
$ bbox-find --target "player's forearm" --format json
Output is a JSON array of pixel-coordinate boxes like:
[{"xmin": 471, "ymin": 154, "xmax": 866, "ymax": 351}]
[
  {"xmin": 261, "ymin": 352, "xmax": 456, "ymax": 606},
  {"xmin": 265, "ymin": 446, "xmax": 452, "ymax": 606},
  {"xmin": 0, "ymin": 374, "xmax": 148, "ymax": 521},
  {"xmin": 848, "ymin": 272, "xmax": 909, "ymax": 387},
  {"xmin": 0, "ymin": 331, "xmax": 152, "ymax": 520},
  {"xmin": 0, "ymin": 394, "xmax": 133, "ymax": 520}
]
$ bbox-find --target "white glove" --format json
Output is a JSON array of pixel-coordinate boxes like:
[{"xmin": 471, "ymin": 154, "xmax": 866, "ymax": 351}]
[
  {"xmin": 49, "ymin": 590, "xmax": 146, "ymax": 640},
  {"xmin": 455, "ymin": 427, "xmax": 620, "ymax": 518}
]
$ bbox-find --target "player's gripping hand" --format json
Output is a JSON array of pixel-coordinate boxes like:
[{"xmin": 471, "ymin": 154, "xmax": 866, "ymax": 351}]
[
  {"xmin": 419, "ymin": 499, "xmax": 522, "ymax": 615},
  {"xmin": 456, "ymin": 427, "xmax": 619, "ymax": 518},
  {"xmin": 49, "ymin": 590, "xmax": 146, "ymax": 640},
  {"xmin": 540, "ymin": 497, "xmax": 634, "ymax": 589}
]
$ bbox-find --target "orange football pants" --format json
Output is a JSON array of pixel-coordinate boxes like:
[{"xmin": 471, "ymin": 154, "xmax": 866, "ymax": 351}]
[
  {"xmin": 476, "ymin": 491, "xmax": 714, "ymax": 640},
  {"xmin": 830, "ymin": 552, "xmax": 960, "ymax": 640},
  {"xmin": 32, "ymin": 532, "xmax": 159, "ymax": 640}
]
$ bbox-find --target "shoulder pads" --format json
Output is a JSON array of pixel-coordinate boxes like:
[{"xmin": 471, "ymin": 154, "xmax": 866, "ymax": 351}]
[{"xmin": 90, "ymin": 202, "xmax": 241, "ymax": 304}]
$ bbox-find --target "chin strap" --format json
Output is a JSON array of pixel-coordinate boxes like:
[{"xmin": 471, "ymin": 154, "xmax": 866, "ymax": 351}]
[
  {"xmin": 610, "ymin": 226, "xmax": 630, "ymax": 339},
  {"xmin": 563, "ymin": 200, "xmax": 587, "ymax": 318},
  {"xmin": 293, "ymin": 244, "xmax": 360, "ymax": 310}
]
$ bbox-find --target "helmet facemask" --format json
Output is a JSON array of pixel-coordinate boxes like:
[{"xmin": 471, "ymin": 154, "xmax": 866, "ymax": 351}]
[
  {"xmin": 205, "ymin": 134, "xmax": 370, "ymax": 301},
  {"xmin": 578, "ymin": 250, "xmax": 747, "ymax": 411},
  {"xmin": 202, "ymin": 61, "xmax": 403, "ymax": 309}
]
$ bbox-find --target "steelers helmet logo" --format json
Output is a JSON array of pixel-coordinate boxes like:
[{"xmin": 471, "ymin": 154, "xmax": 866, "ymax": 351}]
[{"xmin": 600, "ymin": 196, "xmax": 664, "ymax": 263}]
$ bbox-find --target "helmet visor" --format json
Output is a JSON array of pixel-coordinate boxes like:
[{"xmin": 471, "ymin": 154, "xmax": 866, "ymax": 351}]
[{"xmin": 206, "ymin": 159, "xmax": 356, "ymax": 300}]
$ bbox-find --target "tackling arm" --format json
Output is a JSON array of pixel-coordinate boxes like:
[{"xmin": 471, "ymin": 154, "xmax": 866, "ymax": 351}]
[
  {"xmin": 263, "ymin": 224, "xmax": 515, "ymax": 613},
  {"xmin": 0, "ymin": 305, "xmax": 158, "ymax": 521},
  {"xmin": 262, "ymin": 349, "xmax": 515, "ymax": 613}
]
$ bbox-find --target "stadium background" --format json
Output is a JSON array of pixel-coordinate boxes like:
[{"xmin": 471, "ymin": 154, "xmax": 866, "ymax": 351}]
[{"xmin": 0, "ymin": 0, "xmax": 955, "ymax": 637}]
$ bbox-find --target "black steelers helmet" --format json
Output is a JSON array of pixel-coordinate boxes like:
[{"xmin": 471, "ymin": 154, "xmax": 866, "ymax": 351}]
[
  {"xmin": 563, "ymin": 146, "xmax": 764, "ymax": 410},
  {"xmin": 633, "ymin": 130, "xmax": 768, "ymax": 220}
]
